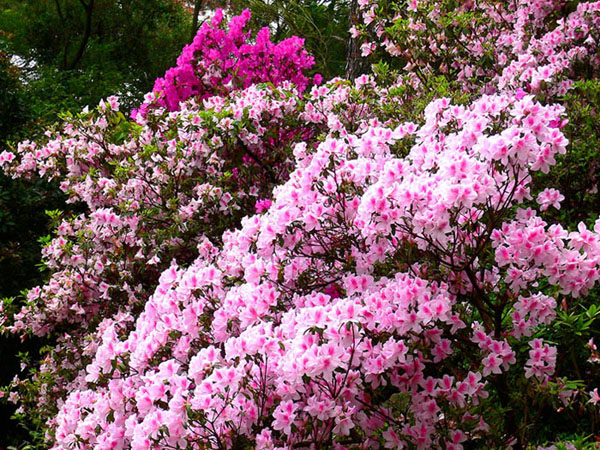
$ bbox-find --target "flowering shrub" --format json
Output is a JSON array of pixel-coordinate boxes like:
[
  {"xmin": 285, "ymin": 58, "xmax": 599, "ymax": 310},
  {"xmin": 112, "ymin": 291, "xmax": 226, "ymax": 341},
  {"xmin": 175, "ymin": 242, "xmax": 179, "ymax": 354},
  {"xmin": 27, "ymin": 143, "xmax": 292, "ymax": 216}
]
[
  {"xmin": 355, "ymin": 0, "xmax": 600, "ymax": 100},
  {"xmin": 0, "ymin": 45, "xmax": 379, "ymax": 439},
  {"xmin": 0, "ymin": 86, "xmax": 303, "ymax": 429},
  {"xmin": 2, "ymin": 2, "xmax": 600, "ymax": 449},
  {"xmin": 0, "ymin": 11, "xmax": 322, "ymax": 436},
  {"xmin": 134, "ymin": 9, "xmax": 315, "ymax": 117},
  {"xmin": 50, "ymin": 91, "xmax": 579, "ymax": 449}
]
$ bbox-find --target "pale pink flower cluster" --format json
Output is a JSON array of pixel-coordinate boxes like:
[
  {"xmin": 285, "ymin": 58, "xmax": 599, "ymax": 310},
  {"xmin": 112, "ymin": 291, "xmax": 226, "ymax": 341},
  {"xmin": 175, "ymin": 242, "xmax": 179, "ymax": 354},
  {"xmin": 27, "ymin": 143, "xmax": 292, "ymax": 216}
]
[
  {"xmin": 356, "ymin": 0, "xmax": 600, "ymax": 98},
  {"xmin": 492, "ymin": 211, "xmax": 600, "ymax": 298},
  {"xmin": 1, "ymin": 84, "xmax": 313, "ymax": 337},
  {"xmin": 49, "ymin": 91, "xmax": 586, "ymax": 448},
  {"xmin": 3, "ymin": 2, "xmax": 600, "ymax": 448},
  {"xmin": 0, "ymin": 62, "xmax": 378, "ymax": 433}
]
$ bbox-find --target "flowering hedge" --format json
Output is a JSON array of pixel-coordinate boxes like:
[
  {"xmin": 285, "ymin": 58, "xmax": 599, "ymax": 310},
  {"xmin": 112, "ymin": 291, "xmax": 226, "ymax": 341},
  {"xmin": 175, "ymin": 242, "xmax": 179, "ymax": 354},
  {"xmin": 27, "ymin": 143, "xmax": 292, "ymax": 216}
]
[{"xmin": 1, "ymin": 3, "xmax": 600, "ymax": 449}]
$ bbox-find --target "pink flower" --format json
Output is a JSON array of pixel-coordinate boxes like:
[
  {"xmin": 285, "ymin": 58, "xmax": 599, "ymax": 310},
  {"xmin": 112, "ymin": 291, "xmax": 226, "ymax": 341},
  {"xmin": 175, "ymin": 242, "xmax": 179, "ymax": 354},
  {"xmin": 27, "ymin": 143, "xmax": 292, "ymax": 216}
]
[
  {"xmin": 525, "ymin": 339, "xmax": 557, "ymax": 380},
  {"xmin": 515, "ymin": 88, "xmax": 527, "ymax": 100},
  {"xmin": 536, "ymin": 188, "xmax": 565, "ymax": 211},
  {"xmin": 272, "ymin": 400, "xmax": 297, "ymax": 435},
  {"xmin": 589, "ymin": 388, "xmax": 600, "ymax": 405},
  {"xmin": 255, "ymin": 198, "xmax": 272, "ymax": 213},
  {"xmin": 482, "ymin": 354, "xmax": 503, "ymax": 376}
]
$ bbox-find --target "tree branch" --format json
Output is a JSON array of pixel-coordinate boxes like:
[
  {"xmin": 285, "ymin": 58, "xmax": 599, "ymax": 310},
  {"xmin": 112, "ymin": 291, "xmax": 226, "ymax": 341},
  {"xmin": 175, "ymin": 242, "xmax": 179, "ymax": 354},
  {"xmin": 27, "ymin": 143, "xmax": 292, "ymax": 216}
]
[
  {"xmin": 67, "ymin": 0, "xmax": 95, "ymax": 70},
  {"xmin": 190, "ymin": 0, "xmax": 204, "ymax": 42}
]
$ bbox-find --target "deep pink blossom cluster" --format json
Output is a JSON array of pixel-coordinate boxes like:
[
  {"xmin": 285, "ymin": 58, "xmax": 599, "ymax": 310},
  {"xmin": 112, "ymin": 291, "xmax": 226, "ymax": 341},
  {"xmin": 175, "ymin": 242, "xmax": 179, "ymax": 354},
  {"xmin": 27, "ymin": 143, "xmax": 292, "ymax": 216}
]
[
  {"xmin": 134, "ymin": 9, "xmax": 315, "ymax": 117},
  {"xmin": 1, "ymin": 2, "xmax": 600, "ymax": 449}
]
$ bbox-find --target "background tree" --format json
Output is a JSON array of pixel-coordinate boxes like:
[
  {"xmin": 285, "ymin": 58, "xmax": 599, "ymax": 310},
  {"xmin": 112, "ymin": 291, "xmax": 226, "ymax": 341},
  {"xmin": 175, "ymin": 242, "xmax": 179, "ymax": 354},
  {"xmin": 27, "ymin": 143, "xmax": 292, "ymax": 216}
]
[
  {"xmin": 230, "ymin": 0, "xmax": 351, "ymax": 79},
  {"xmin": 345, "ymin": 0, "xmax": 368, "ymax": 80},
  {"xmin": 0, "ymin": 0, "xmax": 192, "ymax": 115}
]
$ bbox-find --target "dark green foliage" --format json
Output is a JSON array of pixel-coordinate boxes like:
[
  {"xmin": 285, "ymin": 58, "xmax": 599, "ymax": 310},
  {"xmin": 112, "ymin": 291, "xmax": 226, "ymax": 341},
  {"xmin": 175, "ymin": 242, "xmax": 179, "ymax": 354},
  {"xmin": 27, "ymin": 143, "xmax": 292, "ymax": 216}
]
[
  {"xmin": 230, "ymin": 0, "xmax": 351, "ymax": 79},
  {"xmin": 0, "ymin": 49, "xmax": 27, "ymax": 141},
  {"xmin": 0, "ymin": 0, "xmax": 191, "ymax": 117},
  {"xmin": 538, "ymin": 80, "xmax": 600, "ymax": 227}
]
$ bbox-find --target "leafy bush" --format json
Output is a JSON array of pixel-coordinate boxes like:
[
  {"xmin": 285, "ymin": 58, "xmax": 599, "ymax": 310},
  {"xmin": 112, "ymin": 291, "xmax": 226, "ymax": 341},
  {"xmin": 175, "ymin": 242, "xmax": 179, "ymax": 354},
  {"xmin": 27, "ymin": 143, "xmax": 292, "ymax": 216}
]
[{"xmin": 1, "ymin": 3, "xmax": 600, "ymax": 449}]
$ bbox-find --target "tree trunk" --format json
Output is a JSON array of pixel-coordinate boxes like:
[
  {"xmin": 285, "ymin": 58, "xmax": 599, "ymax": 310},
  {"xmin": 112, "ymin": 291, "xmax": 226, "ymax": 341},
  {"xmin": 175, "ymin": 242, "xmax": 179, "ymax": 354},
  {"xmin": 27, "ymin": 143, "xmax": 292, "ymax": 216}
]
[
  {"xmin": 345, "ymin": 0, "xmax": 368, "ymax": 81},
  {"xmin": 67, "ymin": 0, "xmax": 95, "ymax": 70},
  {"xmin": 495, "ymin": 373, "xmax": 523, "ymax": 449},
  {"xmin": 190, "ymin": 0, "xmax": 204, "ymax": 42},
  {"xmin": 53, "ymin": 0, "xmax": 70, "ymax": 70}
]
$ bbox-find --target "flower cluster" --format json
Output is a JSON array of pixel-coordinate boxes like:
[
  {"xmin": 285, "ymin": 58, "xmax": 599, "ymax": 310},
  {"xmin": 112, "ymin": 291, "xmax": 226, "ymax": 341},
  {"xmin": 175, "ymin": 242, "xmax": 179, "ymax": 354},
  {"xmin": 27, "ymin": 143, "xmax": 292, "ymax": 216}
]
[
  {"xmin": 2, "ymin": 2, "xmax": 600, "ymax": 448},
  {"xmin": 355, "ymin": 0, "xmax": 600, "ymax": 99},
  {"xmin": 134, "ymin": 9, "xmax": 315, "ymax": 117},
  {"xmin": 50, "ymin": 92, "xmax": 589, "ymax": 448},
  {"xmin": 1, "ymin": 84, "xmax": 310, "ymax": 338},
  {"xmin": 0, "ymin": 58, "xmax": 375, "ymax": 433}
]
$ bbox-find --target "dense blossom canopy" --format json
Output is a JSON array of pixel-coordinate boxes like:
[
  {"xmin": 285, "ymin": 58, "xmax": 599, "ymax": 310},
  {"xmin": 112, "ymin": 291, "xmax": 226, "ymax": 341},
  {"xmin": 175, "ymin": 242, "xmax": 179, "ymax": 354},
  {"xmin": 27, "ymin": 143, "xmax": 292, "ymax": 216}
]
[
  {"xmin": 134, "ymin": 9, "xmax": 315, "ymax": 117},
  {"xmin": 1, "ymin": 3, "xmax": 600, "ymax": 449}
]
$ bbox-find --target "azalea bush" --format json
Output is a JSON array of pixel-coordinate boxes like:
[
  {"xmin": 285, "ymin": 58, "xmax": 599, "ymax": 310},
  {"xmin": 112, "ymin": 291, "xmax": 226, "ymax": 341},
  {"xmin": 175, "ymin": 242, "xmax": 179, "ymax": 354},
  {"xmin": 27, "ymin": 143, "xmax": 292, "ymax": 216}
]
[
  {"xmin": 134, "ymin": 8, "xmax": 315, "ymax": 117},
  {"xmin": 1, "ymin": 3, "xmax": 600, "ymax": 449}
]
